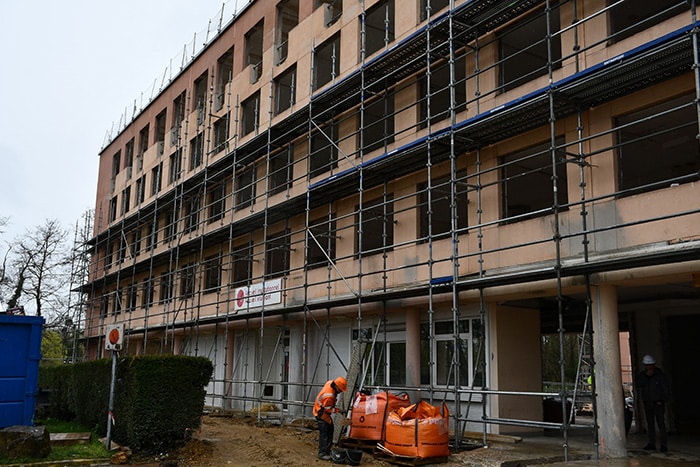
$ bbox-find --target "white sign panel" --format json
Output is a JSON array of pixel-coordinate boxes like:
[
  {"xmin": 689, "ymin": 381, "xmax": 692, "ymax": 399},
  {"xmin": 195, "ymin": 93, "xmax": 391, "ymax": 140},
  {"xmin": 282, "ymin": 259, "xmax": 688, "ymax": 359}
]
[
  {"xmin": 234, "ymin": 279, "xmax": 282, "ymax": 312},
  {"xmin": 105, "ymin": 323, "xmax": 124, "ymax": 351}
]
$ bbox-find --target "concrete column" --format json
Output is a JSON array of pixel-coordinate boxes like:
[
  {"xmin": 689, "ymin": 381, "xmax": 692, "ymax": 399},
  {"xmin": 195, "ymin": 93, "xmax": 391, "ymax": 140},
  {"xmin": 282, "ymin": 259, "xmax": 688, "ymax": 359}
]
[
  {"xmin": 591, "ymin": 285, "xmax": 627, "ymax": 458},
  {"xmin": 405, "ymin": 308, "xmax": 422, "ymax": 403}
]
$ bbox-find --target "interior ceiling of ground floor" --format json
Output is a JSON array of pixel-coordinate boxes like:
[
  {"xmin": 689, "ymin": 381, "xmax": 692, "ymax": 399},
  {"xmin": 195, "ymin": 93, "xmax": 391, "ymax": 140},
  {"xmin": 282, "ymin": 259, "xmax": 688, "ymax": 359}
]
[{"xmin": 501, "ymin": 281, "xmax": 700, "ymax": 334}]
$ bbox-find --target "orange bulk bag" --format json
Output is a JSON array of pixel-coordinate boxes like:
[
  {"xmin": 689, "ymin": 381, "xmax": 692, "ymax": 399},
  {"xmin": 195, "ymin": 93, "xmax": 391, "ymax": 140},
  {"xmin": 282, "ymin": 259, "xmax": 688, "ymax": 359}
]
[
  {"xmin": 383, "ymin": 400, "xmax": 450, "ymax": 459},
  {"xmin": 349, "ymin": 390, "xmax": 411, "ymax": 440}
]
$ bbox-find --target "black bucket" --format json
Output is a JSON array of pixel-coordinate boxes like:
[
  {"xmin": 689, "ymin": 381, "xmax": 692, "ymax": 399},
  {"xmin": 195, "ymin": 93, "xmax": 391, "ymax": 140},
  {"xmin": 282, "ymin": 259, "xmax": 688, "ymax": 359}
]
[
  {"xmin": 331, "ymin": 447, "xmax": 347, "ymax": 464},
  {"xmin": 346, "ymin": 448, "xmax": 363, "ymax": 466}
]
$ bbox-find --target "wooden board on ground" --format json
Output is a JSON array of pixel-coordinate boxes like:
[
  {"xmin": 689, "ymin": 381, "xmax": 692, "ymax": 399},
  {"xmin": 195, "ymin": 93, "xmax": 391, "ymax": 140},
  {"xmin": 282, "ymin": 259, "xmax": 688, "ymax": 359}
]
[
  {"xmin": 462, "ymin": 430, "xmax": 523, "ymax": 443},
  {"xmin": 49, "ymin": 432, "xmax": 91, "ymax": 446}
]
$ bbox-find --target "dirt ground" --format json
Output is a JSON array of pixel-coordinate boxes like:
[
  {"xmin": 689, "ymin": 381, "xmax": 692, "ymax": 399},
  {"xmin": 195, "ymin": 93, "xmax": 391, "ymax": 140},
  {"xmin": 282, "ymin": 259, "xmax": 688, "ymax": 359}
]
[{"xmin": 164, "ymin": 413, "xmax": 480, "ymax": 467}]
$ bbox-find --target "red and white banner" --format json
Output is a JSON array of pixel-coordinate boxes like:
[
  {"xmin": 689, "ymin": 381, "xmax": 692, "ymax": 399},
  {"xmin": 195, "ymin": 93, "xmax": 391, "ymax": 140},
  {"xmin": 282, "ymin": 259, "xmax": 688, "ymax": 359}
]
[{"xmin": 234, "ymin": 279, "xmax": 282, "ymax": 312}]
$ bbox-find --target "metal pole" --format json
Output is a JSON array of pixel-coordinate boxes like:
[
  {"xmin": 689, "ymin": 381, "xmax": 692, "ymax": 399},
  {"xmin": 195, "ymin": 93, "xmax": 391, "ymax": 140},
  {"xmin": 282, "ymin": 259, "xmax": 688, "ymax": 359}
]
[{"xmin": 106, "ymin": 350, "xmax": 117, "ymax": 451}]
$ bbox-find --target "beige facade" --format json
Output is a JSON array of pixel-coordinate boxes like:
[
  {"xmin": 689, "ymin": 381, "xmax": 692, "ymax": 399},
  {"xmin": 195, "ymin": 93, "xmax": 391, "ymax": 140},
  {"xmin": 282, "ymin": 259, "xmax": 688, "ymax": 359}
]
[{"xmin": 85, "ymin": 0, "xmax": 700, "ymax": 457}]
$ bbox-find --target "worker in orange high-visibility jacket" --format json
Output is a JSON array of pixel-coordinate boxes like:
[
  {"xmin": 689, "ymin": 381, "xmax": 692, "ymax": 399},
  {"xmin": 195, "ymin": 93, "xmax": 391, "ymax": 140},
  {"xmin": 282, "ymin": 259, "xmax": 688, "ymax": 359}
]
[{"xmin": 313, "ymin": 376, "xmax": 347, "ymax": 460}]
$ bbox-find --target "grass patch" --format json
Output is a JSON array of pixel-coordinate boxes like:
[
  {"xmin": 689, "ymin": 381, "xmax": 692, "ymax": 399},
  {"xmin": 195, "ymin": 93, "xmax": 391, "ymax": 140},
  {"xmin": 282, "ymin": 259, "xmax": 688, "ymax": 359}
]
[{"xmin": 0, "ymin": 418, "xmax": 110, "ymax": 465}]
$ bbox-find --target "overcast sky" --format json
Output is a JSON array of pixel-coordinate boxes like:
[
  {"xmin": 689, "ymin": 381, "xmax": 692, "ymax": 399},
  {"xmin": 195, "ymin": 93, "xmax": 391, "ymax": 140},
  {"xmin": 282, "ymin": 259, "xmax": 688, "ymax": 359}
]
[{"xmin": 0, "ymin": 0, "xmax": 242, "ymax": 242}]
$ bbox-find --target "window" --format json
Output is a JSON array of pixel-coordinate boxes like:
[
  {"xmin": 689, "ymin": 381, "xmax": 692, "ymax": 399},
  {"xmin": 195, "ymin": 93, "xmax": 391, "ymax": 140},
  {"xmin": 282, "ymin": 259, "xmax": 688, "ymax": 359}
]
[
  {"xmin": 194, "ymin": 72, "xmax": 208, "ymax": 124},
  {"xmin": 309, "ymin": 118, "xmax": 338, "ymax": 178},
  {"xmin": 100, "ymin": 294, "xmax": 109, "ymax": 319},
  {"xmin": 105, "ymin": 241, "xmax": 114, "ymax": 268},
  {"xmin": 145, "ymin": 221, "xmax": 156, "ymax": 251},
  {"xmin": 420, "ymin": 0, "xmax": 449, "ymax": 21},
  {"xmin": 109, "ymin": 196, "xmax": 118, "ymax": 222},
  {"xmin": 419, "ymin": 53, "xmax": 467, "ymax": 128},
  {"xmin": 118, "ymin": 234, "xmax": 128, "ymax": 263},
  {"xmin": 213, "ymin": 113, "xmax": 230, "ymax": 154},
  {"xmin": 307, "ymin": 216, "xmax": 336, "ymax": 269},
  {"xmin": 499, "ymin": 4, "xmax": 561, "ymax": 92},
  {"xmin": 125, "ymin": 139, "xmax": 134, "ymax": 175},
  {"xmin": 111, "ymin": 150, "xmax": 121, "ymax": 181},
  {"xmin": 131, "ymin": 228, "xmax": 141, "ymax": 257},
  {"xmin": 169, "ymin": 150, "xmax": 182, "ymax": 184},
  {"xmin": 160, "ymin": 272, "xmax": 174, "ymax": 303},
  {"xmin": 420, "ymin": 318, "xmax": 485, "ymax": 388},
  {"xmin": 246, "ymin": 20, "xmax": 264, "ymax": 83},
  {"xmin": 266, "ymin": 229, "xmax": 290, "ymax": 278},
  {"xmin": 164, "ymin": 210, "xmax": 177, "ymax": 244},
  {"xmin": 274, "ymin": 65, "xmax": 296, "ymax": 115},
  {"xmin": 207, "ymin": 181, "xmax": 226, "ymax": 222},
  {"xmin": 241, "ymin": 91, "xmax": 260, "ymax": 136},
  {"xmin": 313, "ymin": 33, "xmax": 340, "ymax": 90},
  {"xmin": 204, "ymin": 256, "xmax": 222, "ymax": 291},
  {"xmin": 141, "ymin": 278, "xmax": 154, "ymax": 308},
  {"xmin": 276, "ymin": 0, "xmax": 299, "ymax": 64},
  {"xmin": 418, "ymin": 172, "xmax": 468, "ymax": 240},
  {"xmin": 184, "ymin": 194, "xmax": 200, "ymax": 233},
  {"xmin": 126, "ymin": 285, "xmax": 138, "ymax": 312},
  {"xmin": 151, "ymin": 163, "xmax": 162, "ymax": 196},
  {"xmin": 138, "ymin": 124, "xmax": 149, "ymax": 160},
  {"xmin": 216, "ymin": 48, "xmax": 234, "ymax": 110},
  {"xmin": 235, "ymin": 165, "xmax": 256, "ymax": 210},
  {"xmin": 501, "ymin": 138, "xmax": 568, "ymax": 221},
  {"xmin": 135, "ymin": 175, "xmax": 146, "ymax": 205},
  {"xmin": 171, "ymin": 91, "xmax": 186, "ymax": 144},
  {"xmin": 190, "ymin": 132, "xmax": 205, "ymax": 170},
  {"xmin": 363, "ymin": 0, "xmax": 394, "ymax": 57},
  {"xmin": 180, "ymin": 264, "xmax": 196, "ymax": 299},
  {"xmin": 608, "ymin": 0, "xmax": 687, "ymax": 43},
  {"xmin": 155, "ymin": 109, "xmax": 167, "ymax": 146},
  {"xmin": 362, "ymin": 91, "xmax": 394, "ymax": 154},
  {"xmin": 269, "ymin": 145, "xmax": 292, "ymax": 196},
  {"xmin": 356, "ymin": 196, "xmax": 394, "ymax": 256},
  {"xmin": 112, "ymin": 289, "xmax": 122, "ymax": 316},
  {"xmin": 121, "ymin": 187, "xmax": 131, "ymax": 215},
  {"xmin": 315, "ymin": 0, "xmax": 342, "ymax": 27},
  {"xmin": 616, "ymin": 94, "xmax": 700, "ymax": 195},
  {"xmin": 233, "ymin": 241, "xmax": 253, "ymax": 287},
  {"xmin": 373, "ymin": 341, "xmax": 406, "ymax": 386}
]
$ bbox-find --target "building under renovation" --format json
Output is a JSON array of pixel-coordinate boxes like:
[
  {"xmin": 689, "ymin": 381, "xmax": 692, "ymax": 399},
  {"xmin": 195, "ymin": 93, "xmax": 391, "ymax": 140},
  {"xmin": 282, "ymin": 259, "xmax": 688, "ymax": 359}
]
[{"xmin": 82, "ymin": 0, "xmax": 700, "ymax": 458}]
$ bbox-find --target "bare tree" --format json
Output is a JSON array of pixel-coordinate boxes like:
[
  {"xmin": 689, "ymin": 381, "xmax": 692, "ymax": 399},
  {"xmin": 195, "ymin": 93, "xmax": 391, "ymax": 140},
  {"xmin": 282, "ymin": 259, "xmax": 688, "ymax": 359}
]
[{"xmin": 12, "ymin": 219, "xmax": 70, "ymax": 318}]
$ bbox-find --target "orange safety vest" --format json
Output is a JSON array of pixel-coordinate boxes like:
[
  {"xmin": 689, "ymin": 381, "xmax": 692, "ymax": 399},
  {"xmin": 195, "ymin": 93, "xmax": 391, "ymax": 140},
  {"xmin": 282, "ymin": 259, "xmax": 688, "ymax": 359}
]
[{"xmin": 313, "ymin": 380, "xmax": 338, "ymax": 424}]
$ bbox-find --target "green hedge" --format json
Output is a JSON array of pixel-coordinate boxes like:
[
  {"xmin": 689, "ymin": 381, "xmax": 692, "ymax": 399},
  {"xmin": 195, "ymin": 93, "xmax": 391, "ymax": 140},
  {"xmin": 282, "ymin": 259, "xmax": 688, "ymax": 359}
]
[{"xmin": 39, "ymin": 355, "xmax": 213, "ymax": 453}]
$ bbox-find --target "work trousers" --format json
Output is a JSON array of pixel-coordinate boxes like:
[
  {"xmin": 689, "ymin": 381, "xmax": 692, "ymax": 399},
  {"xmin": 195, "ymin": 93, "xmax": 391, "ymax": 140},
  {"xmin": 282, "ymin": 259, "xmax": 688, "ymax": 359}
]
[
  {"xmin": 643, "ymin": 400, "xmax": 667, "ymax": 448},
  {"xmin": 317, "ymin": 418, "xmax": 334, "ymax": 455}
]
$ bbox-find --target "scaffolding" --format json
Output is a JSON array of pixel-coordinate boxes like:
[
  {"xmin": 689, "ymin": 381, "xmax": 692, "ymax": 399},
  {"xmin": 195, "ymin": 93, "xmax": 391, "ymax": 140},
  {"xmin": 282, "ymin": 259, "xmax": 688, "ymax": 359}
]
[{"xmin": 80, "ymin": 0, "xmax": 700, "ymax": 459}]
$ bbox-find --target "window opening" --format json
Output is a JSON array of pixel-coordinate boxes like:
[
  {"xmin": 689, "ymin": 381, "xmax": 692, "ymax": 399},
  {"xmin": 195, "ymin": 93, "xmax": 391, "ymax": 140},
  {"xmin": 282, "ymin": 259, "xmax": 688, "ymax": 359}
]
[
  {"xmin": 190, "ymin": 132, "xmax": 205, "ymax": 170},
  {"xmin": 266, "ymin": 229, "xmax": 290, "ymax": 278},
  {"xmin": 608, "ymin": 0, "xmax": 687, "ymax": 43},
  {"xmin": 246, "ymin": 20, "xmax": 264, "ymax": 83},
  {"xmin": 235, "ymin": 164, "xmax": 256, "ymax": 209},
  {"xmin": 194, "ymin": 72, "xmax": 208, "ymax": 124},
  {"xmin": 269, "ymin": 145, "xmax": 292, "ymax": 196},
  {"xmin": 274, "ymin": 65, "xmax": 296, "ymax": 115},
  {"xmin": 307, "ymin": 216, "xmax": 336, "ymax": 269},
  {"xmin": 499, "ymin": 4, "xmax": 561, "ymax": 93},
  {"xmin": 216, "ymin": 48, "xmax": 234, "ymax": 110},
  {"xmin": 309, "ymin": 118, "xmax": 339, "ymax": 178},
  {"xmin": 419, "ymin": 0, "xmax": 449, "ymax": 21},
  {"xmin": 171, "ymin": 91, "xmax": 187, "ymax": 144},
  {"xmin": 362, "ymin": 91, "xmax": 394, "ymax": 154},
  {"xmin": 418, "ymin": 171, "xmax": 468, "ymax": 241},
  {"xmin": 419, "ymin": 53, "xmax": 467, "ymax": 128},
  {"xmin": 169, "ymin": 150, "xmax": 182, "ymax": 184},
  {"xmin": 213, "ymin": 112, "xmax": 230, "ymax": 154},
  {"xmin": 356, "ymin": 195, "xmax": 394, "ymax": 256},
  {"xmin": 364, "ymin": 0, "xmax": 394, "ymax": 57},
  {"xmin": 616, "ymin": 94, "xmax": 700, "ymax": 196},
  {"xmin": 313, "ymin": 33, "xmax": 340, "ymax": 91},
  {"xmin": 241, "ymin": 91, "xmax": 260, "ymax": 136},
  {"xmin": 501, "ymin": 137, "xmax": 568, "ymax": 222},
  {"xmin": 276, "ymin": 0, "xmax": 299, "ymax": 64}
]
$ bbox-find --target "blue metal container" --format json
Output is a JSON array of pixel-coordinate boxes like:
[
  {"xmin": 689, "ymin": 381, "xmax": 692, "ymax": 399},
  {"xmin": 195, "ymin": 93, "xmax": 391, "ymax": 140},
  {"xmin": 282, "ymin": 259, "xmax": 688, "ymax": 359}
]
[{"xmin": 0, "ymin": 314, "xmax": 44, "ymax": 427}]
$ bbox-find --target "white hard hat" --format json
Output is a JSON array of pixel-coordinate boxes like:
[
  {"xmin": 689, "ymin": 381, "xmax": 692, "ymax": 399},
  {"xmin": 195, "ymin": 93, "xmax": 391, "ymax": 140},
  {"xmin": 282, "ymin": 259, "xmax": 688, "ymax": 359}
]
[{"xmin": 642, "ymin": 354, "xmax": 656, "ymax": 365}]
